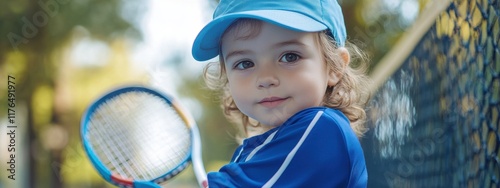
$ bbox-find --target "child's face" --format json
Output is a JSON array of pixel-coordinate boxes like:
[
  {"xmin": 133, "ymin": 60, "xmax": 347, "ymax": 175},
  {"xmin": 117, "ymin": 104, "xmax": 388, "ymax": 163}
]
[{"xmin": 221, "ymin": 21, "xmax": 338, "ymax": 128}]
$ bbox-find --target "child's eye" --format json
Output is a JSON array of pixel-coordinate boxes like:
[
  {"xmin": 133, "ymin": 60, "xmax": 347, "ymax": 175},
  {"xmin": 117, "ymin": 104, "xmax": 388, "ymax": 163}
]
[
  {"xmin": 234, "ymin": 60, "xmax": 254, "ymax": 70},
  {"xmin": 279, "ymin": 53, "xmax": 300, "ymax": 63}
]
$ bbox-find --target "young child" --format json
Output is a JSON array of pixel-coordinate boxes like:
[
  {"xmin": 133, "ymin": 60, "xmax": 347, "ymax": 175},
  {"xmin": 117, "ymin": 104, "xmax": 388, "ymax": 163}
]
[{"xmin": 192, "ymin": 0, "xmax": 370, "ymax": 187}]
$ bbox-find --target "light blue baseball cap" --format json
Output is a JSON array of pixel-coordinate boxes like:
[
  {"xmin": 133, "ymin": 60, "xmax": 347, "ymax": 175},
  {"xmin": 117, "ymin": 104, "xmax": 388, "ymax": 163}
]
[{"xmin": 192, "ymin": 0, "xmax": 347, "ymax": 61}]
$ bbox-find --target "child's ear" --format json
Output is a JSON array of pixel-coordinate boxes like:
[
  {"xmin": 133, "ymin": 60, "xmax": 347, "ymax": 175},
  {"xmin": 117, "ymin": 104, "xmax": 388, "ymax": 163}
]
[{"xmin": 327, "ymin": 47, "xmax": 350, "ymax": 86}]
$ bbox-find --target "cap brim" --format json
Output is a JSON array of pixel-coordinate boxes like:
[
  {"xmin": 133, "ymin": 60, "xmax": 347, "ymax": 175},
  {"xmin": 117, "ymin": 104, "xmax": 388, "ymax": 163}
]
[{"xmin": 192, "ymin": 10, "xmax": 327, "ymax": 61}]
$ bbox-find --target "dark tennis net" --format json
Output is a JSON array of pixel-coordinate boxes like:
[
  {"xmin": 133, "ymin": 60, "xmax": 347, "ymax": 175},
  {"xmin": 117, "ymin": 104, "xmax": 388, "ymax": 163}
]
[{"xmin": 365, "ymin": 0, "xmax": 499, "ymax": 187}]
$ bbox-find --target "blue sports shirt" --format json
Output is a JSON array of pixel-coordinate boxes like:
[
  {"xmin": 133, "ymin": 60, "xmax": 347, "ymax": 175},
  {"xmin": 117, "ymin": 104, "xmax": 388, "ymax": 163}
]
[{"xmin": 208, "ymin": 107, "xmax": 368, "ymax": 187}]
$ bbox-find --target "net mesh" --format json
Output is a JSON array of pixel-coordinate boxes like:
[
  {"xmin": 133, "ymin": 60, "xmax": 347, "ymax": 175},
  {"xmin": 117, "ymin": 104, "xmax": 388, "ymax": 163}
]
[{"xmin": 365, "ymin": 0, "xmax": 499, "ymax": 187}]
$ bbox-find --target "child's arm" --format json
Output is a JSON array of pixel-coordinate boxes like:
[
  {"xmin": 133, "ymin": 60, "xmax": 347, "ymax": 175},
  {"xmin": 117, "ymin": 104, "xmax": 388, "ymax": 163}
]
[{"xmin": 207, "ymin": 108, "xmax": 367, "ymax": 188}]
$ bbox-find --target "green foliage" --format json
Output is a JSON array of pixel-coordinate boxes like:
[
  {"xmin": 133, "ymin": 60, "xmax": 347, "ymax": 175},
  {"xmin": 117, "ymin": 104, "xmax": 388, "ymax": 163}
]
[{"xmin": 0, "ymin": 0, "xmax": 142, "ymax": 53}]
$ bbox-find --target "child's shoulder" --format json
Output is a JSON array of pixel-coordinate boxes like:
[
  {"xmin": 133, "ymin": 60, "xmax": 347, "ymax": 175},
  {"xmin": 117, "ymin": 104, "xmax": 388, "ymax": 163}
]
[
  {"xmin": 281, "ymin": 107, "xmax": 354, "ymax": 140},
  {"xmin": 285, "ymin": 107, "xmax": 349, "ymax": 126}
]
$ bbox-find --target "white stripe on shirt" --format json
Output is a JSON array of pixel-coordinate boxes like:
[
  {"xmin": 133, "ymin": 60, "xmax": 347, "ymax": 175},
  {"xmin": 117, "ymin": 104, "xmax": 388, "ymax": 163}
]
[
  {"xmin": 233, "ymin": 129, "xmax": 278, "ymax": 163},
  {"xmin": 263, "ymin": 110, "xmax": 324, "ymax": 188},
  {"xmin": 245, "ymin": 130, "xmax": 278, "ymax": 162}
]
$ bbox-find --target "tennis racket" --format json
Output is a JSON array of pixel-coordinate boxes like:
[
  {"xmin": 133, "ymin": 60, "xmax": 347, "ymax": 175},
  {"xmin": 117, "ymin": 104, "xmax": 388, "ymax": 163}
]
[{"xmin": 81, "ymin": 86, "xmax": 208, "ymax": 188}]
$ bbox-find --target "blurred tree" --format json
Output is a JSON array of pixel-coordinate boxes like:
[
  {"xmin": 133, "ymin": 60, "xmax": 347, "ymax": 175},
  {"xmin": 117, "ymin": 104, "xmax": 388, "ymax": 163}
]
[
  {"xmin": 345, "ymin": 0, "xmax": 429, "ymax": 70},
  {"xmin": 0, "ymin": 0, "xmax": 145, "ymax": 187}
]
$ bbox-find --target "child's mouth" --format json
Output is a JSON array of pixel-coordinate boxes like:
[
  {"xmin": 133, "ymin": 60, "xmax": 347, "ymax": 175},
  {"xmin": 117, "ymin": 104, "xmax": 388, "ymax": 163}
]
[{"xmin": 258, "ymin": 97, "xmax": 289, "ymax": 108}]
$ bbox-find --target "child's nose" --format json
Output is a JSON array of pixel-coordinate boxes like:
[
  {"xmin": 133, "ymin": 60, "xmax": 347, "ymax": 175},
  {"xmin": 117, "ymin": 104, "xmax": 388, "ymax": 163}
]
[
  {"xmin": 258, "ymin": 77, "xmax": 279, "ymax": 88},
  {"xmin": 256, "ymin": 65, "xmax": 279, "ymax": 88}
]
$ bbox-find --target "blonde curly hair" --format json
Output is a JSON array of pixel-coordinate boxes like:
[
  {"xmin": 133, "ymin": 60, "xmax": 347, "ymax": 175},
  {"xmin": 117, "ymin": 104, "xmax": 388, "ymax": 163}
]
[{"xmin": 203, "ymin": 19, "xmax": 371, "ymax": 139}]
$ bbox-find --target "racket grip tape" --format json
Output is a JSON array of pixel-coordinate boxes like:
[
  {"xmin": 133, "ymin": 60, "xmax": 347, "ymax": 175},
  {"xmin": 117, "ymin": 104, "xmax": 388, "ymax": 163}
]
[
  {"xmin": 111, "ymin": 174, "xmax": 160, "ymax": 188},
  {"xmin": 111, "ymin": 174, "xmax": 133, "ymax": 186}
]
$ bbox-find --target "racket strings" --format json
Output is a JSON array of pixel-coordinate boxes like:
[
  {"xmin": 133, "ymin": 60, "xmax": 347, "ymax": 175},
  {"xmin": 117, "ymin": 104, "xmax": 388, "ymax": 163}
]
[
  {"xmin": 91, "ymin": 99, "xmax": 145, "ymax": 178},
  {"xmin": 109, "ymin": 96, "xmax": 162, "ymax": 178},
  {"xmin": 92, "ymin": 93, "xmax": 188, "ymax": 179},
  {"xmin": 87, "ymin": 91, "xmax": 192, "ymax": 180}
]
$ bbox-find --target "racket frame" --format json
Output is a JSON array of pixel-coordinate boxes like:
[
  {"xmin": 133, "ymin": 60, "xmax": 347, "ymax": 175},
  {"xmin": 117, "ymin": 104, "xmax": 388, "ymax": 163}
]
[{"xmin": 81, "ymin": 86, "xmax": 207, "ymax": 187}]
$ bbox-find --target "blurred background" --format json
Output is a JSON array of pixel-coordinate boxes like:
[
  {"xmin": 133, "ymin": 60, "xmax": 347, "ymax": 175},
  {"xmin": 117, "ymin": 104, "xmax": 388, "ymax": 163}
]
[{"xmin": 2, "ymin": 0, "xmax": 497, "ymax": 187}]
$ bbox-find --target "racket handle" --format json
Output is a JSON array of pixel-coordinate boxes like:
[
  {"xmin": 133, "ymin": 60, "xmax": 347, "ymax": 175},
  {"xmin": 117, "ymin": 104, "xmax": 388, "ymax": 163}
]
[
  {"xmin": 191, "ymin": 124, "xmax": 208, "ymax": 188},
  {"xmin": 134, "ymin": 181, "xmax": 161, "ymax": 188}
]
